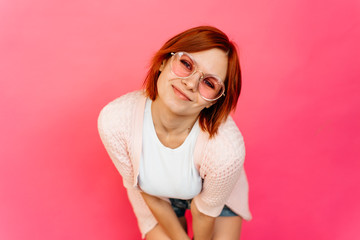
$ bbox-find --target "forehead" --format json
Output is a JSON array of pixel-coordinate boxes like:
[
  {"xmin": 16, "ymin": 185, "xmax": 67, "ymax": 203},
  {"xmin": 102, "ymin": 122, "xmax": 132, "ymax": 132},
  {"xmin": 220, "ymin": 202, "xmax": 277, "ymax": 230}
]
[{"xmin": 187, "ymin": 48, "xmax": 228, "ymax": 81}]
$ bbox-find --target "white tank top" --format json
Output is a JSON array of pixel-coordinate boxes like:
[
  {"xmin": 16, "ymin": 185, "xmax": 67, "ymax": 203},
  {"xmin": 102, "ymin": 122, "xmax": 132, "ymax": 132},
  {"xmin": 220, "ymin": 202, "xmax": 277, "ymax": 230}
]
[{"xmin": 138, "ymin": 99, "xmax": 202, "ymax": 200}]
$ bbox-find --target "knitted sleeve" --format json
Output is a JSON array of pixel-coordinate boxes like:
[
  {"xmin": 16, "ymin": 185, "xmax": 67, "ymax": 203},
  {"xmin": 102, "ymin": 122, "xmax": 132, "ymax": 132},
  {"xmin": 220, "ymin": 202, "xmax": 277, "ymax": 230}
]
[
  {"xmin": 193, "ymin": 117, "xmax": 246, "ymax": 217},
  {"xmin": 97, "ymin": 95, "xmax": 134, "ymax": 188},
  {"xmin": 98, "ymin": 92, "xmax": 159, "ymax": 238}
]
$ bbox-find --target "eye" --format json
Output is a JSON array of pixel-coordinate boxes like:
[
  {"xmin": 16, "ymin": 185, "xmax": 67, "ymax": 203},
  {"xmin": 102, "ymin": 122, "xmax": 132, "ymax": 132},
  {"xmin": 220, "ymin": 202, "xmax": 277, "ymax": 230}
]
[
  {"xmin": 203, "ymin": 78, "xmax": 215, "ymax": 89},
  {"xmin": 180, "ymin": 59, "xmax": 193, "ymax": 71}
]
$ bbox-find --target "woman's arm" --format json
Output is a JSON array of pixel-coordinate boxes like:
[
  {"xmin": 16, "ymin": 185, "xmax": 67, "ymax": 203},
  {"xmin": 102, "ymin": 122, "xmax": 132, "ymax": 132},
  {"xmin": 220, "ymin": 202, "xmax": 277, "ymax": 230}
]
[
  {"xmin": 141, "ymin": 192, "xmax": 190, "ymax": 240},
  {"xmin": 190, "ymin": 200, "xmax": 215, "ymax": 240},
  {"xmin": 191, "ymin": 119, "xmax": 246, "ymax": 239}
]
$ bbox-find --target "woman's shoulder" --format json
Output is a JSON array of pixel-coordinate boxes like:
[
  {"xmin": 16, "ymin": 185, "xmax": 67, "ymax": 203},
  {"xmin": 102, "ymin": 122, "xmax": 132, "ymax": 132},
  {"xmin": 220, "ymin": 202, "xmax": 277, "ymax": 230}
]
[
  {"xmin": 216, "ymin": 116, "xmax": 245, "ymax": 146},
  {"xmin": 204, "ymin": 116, "xmax": 246, "ymax": 168},
  {"xmin": 98, "ymin": 90, "xmax": 145, "ymax": 136}
]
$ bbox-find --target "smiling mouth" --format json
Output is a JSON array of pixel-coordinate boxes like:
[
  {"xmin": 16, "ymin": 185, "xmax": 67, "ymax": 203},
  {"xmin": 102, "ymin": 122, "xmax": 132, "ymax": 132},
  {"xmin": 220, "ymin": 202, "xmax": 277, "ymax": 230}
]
[{"xmin": 172, "ymin": 85, "xmax": 192, "ymax": 101}]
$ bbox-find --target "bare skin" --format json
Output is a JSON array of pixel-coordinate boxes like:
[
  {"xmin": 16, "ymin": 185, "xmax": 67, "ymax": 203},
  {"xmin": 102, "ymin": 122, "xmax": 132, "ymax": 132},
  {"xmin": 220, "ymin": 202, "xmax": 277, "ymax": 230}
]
[
  {"xmin": 146, "ymin": 215, "xmax": 243, "ymax": 240},
  {"xmin": 141, "ymin": 192, "xmax": 190, "ymax": 240},
  {"xmin": 143, "ymin": 192, "xmax": 242, "ymax": 240},
  {"xmin": 212, "ymin": 216, "xmax": 243, "ymax": 240}
]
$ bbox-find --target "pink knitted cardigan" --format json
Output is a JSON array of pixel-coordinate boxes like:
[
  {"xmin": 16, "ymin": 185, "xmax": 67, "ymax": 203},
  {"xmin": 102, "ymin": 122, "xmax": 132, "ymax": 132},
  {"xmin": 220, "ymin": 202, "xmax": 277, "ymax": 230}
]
[{"xmin": 98, "ymin": 91, "xmax": 252, "ymax": 238}]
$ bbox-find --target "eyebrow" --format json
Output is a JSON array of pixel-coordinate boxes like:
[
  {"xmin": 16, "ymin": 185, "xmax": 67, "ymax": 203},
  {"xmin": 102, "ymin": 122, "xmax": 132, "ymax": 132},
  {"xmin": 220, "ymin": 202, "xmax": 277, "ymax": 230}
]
[{"xmin": 191, "ymin": 54, "xmax": 225, "ymax": 81}]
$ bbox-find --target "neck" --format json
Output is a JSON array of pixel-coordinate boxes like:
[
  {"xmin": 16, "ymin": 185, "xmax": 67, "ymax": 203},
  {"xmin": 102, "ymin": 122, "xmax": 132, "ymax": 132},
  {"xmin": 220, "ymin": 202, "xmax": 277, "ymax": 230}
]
[{"xmin": 151, "ymin": 99, "xmax": 198, "ymax": 136}]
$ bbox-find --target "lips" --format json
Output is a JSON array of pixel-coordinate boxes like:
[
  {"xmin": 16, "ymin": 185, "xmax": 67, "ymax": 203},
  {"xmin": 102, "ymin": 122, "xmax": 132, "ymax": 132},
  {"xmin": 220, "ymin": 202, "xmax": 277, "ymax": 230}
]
[{"xmin": 172, "ymin": 85, "xmax": 192, "ymax": 101}]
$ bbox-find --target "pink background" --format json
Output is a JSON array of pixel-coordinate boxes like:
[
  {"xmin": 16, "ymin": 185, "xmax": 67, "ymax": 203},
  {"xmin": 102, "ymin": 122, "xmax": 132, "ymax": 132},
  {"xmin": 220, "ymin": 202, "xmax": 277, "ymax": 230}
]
[{"xmin": 1, "ymin": 0, "xmax": 359, "ymax": 239}]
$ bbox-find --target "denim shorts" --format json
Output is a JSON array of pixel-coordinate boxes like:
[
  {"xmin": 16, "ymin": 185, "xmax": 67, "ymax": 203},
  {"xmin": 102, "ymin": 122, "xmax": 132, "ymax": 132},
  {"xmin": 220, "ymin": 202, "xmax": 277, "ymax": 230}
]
[{"xmin": 169, "ymin": 198, "xmax": 238, "ymax": 217}]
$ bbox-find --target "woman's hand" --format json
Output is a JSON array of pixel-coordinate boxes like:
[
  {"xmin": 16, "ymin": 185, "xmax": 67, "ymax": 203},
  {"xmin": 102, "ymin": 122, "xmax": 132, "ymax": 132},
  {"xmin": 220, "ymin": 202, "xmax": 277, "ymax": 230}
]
[{"xmin": 141, "ymin": 192, "xmax": 190, "ymax": 240}]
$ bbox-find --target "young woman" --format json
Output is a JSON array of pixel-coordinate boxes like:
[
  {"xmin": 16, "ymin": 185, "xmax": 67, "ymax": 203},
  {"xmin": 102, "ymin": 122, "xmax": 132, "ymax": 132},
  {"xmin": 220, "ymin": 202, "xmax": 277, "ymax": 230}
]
[{"xmin": 98, "ymin": 26, "xmax": 252, "ymax": 240}]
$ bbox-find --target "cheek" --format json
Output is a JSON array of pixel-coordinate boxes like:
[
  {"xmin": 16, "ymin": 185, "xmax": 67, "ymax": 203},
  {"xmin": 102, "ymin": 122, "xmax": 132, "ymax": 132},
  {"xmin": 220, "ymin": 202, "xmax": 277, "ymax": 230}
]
[
  {"xmin": 156, "ymin": 73, "xmax": 171, "ymax": 97},
  {"xmin": 156, "ymin": 73, "xmax": 165, "ymax": 89},
  {"xmin": 206, "ymin": 103, "xmax": 214, "ymax": 108},
  {"xmin": 203, "ymin": 99, "xmax": 216, "ymax": 109}
]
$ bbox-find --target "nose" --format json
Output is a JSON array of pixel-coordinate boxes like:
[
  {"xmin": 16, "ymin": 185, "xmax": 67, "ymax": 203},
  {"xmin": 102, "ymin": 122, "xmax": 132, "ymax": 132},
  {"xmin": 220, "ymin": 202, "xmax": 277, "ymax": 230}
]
[{"xmin": 181, "ymin": 71, "xmax": 202, "ymax": 91}]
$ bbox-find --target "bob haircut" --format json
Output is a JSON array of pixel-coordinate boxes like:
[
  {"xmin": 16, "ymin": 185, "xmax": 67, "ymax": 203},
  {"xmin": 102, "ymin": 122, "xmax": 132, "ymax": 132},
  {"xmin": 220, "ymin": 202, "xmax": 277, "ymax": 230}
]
[{"xmin": 143, "ymin": 26, "xmax": 242, "ymax": 138}]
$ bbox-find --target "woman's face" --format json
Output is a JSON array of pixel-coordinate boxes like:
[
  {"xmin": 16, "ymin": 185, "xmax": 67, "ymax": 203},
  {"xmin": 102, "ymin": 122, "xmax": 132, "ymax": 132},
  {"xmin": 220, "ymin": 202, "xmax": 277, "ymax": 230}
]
[{"xmin": 155, "ymin": 48, "xmax": 228, "ymax": 118}]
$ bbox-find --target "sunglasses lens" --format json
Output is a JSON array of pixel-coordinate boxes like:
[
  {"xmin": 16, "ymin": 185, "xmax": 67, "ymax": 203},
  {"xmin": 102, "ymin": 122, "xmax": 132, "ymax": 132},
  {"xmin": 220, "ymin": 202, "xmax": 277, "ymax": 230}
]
[
  {"xmin": 172, "ymin": 53, "xmax": 195, "ymax": 77},
  {"xmin": 199, "ymin": 77, "xmax": 224, "ymax": 100}
]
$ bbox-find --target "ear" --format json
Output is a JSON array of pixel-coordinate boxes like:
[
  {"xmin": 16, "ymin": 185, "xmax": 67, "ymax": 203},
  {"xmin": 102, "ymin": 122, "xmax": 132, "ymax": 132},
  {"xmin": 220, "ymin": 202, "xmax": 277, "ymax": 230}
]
[{"xmin": 159, "ymin": 59, "xmax": 167, "ymax": 71}]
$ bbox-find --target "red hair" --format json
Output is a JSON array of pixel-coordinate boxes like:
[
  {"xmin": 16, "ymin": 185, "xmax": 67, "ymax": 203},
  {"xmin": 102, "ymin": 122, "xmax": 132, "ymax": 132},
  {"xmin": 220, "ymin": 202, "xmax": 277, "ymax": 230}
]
[{"xmin": 143, "ymin": 26, "xmax": 242, "ymax": 138}]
